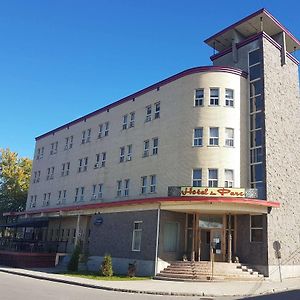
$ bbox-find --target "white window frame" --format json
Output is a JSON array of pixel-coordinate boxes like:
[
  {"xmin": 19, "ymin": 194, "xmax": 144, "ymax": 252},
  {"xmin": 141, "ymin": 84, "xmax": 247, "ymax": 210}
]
[
  {"xmin": 117, "ymin": 180, "xmax": 122, "ymax": 197},
  {"xmin": 225, "ymin": 89, "xmax": 234, "ymax": 107},
  {"xmin": 145, "ymin": 105, "xmax": 152, "ymax": 122},
  {"xmin": 152, "ymin": 138, "xmax": 158, "ymax": 155},
  {"xmin": 143, "ymin": 140, "xmax": 149, "ymax": 157},
  {"xmin": 225, "ymin": 128, "xmax": 234, "ymax": 147},
  {"xmin": 141, "ymin": 176, "xmax": 147, "ymax": 194},
  {"xmin": 208, "ymin": 169, "xmax": 218, "ymax": 187},
  {"xmin": 101, "ymin": 152, "xmax": 106, "ymax": 167},
  {"xmin": 154, "ymin": 102, "xmax": 160, "ymax": 119},
  {"xmin": 209, "ymin": 127, "xmax": 219, "ymax": 146},
  {"xmin": 224, "ymin": 169, "xmax": 234, "ymax": 188},
  {"xmin": 98, "ymin": 184, "xmax": 103, "ymax": 199},
  {"xmin": 132, "ymin": 221, "xmax": 142, "ymax": 251},
  {"xmin": 195, "ymin": 89, "xmax": 204, "ymax": 106},
  {"xmin": 129, "ymin": 112, "xmax": 135, "ymax": 128},
  {"xmin": 120, "ymin": 147, "xmax": 125, "ymax": 163},
  {"xmin": 124, "ymin": 179, "xmax": 130, "ymax": 197},
  {"xmin": 127, "ymin": 144, "xmax": 132, "ymax": 161},
  {"xmin": 210, "ymin": 88, "xmax": 219, "ymax": 106},
  {"xmin": 104, "ymin": 122, "xmax": 109, "ymax": 136},
  {"xmin": 193, "ymin": 128, "xmax": 203, "ymax": 147},
  {"xmin": 122, "ymin": 114, "xmax": 128, "ymax": 130},
  {"xmin": 150, "ymin": 175, "xmax": 156, "ymax": 193},
  {"xmin": 192, "ymin": 169, "xmax": 202, "ymax": 187}
]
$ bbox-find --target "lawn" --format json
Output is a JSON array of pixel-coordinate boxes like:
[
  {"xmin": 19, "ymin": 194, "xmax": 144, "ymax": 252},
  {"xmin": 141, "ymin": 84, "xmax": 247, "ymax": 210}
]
[{"xmin": 60, "ymin": 271, "xmax": 151, "ymax": 281}]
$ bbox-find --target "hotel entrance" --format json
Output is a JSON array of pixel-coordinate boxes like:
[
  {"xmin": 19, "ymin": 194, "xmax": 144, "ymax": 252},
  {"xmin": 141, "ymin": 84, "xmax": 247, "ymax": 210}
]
[{"xmin": 186, "ymin": 214, "xmax": 236, "ymax": 262}]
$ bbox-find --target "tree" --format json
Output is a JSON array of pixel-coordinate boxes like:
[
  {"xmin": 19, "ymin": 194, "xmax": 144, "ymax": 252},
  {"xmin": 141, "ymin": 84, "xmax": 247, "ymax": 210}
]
[
  {"xmin": 0, "ymin": 148, "xmax": 32, "ymax": 214},
  {"xmin": 67, "ymin": 243, "xmax": 81, "ymax": 272},
  {"xmin": 100, "ymin": 254, "xmax": 113, "ymax": 277}
]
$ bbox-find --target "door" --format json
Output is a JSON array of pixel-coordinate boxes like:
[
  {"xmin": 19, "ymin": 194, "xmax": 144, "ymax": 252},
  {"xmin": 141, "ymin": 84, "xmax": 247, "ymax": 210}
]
[
  {"xmin": 211, "ymin": 229, "xmax": 223, "ymax": 262},
  {"xmin": 200, "ymin": 229, "xmax": 211, "ymax": 261}
]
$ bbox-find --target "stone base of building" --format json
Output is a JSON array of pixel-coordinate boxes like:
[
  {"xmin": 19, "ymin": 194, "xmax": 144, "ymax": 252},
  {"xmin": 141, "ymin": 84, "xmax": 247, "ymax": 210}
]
[{"xmin": 268, "ymin": 264, "xmax": 300, "ymax": 281}]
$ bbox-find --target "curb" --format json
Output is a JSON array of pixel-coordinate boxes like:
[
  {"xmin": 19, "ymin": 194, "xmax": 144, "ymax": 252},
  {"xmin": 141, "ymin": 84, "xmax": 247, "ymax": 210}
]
[{"xmin": 0, "ymin": 268, "xmax": 297, "ymax": 298}]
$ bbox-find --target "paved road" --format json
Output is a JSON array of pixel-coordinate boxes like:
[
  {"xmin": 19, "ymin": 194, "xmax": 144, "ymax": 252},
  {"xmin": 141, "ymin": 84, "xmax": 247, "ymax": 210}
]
[{"xmin": 0, "ymin": 272, "xmax": 299, "ymax": 300}]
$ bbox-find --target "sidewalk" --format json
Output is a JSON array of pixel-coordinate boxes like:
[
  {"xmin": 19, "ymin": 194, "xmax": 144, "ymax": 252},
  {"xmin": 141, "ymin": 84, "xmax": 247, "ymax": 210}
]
[{"xmin": 0, "ymin": 266, "xmax": 299, "ymax": 297}]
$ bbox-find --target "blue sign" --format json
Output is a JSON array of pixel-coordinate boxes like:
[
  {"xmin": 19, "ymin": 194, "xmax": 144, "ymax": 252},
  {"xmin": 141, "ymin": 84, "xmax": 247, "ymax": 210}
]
[{"xmin": 94, "ymin": 216, "xmax": 103, "ymax": 226}]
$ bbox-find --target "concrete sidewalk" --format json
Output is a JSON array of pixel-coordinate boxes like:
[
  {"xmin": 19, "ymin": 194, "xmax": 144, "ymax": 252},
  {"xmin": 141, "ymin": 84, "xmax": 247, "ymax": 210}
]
[{"xmin": 0, "ymin": 266, "xmax": 299, "ymax": 297}]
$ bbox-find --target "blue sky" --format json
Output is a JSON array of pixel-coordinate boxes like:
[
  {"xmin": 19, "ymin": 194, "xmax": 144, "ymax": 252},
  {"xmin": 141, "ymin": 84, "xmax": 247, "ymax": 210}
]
[{"xmin": 1, "ymin": 0, "xmax": 299, "ymax": 158}]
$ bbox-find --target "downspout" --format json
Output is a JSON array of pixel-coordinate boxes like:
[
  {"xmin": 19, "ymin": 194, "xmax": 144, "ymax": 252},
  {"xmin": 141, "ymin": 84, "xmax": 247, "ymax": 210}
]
[{"xmin": 154, "ymin": 203, "xmax": 161, "ymax": 276}]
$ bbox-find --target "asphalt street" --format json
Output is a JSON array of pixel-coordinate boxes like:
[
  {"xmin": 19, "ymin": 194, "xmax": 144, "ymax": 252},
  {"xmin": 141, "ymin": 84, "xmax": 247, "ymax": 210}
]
[{"xmin": 0, "ymin": 271, "xmax": 299, "ymax": 300}]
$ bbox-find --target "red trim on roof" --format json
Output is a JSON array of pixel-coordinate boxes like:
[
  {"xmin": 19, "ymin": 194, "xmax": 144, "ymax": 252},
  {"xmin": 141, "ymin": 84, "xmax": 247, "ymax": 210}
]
[
  {"xmin": 35, "ymin": 66, "xmax": 247, "ymax": 141},
  {"xmin": 4, "ymin": 197, "xmax": 280, "ymax": 217},
  {"xmin": 205, "ymin": 8, "xmax": 300, "ymax": 47}
]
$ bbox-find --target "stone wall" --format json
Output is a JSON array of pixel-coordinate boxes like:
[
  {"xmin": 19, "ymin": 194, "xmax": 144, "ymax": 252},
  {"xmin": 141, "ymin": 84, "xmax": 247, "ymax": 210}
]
[{"xmin": 263, "ymin": 37, "xmax": 300, "ymax": 278}]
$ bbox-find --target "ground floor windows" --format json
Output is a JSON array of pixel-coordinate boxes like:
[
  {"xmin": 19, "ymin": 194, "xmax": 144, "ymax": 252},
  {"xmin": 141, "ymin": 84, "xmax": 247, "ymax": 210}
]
[
  {"xmin": 132, "ymin": 221, "xmax": 142, "ymax": 251},
  {"xmin": 250, "ymin": 215, "xmax": 263, "ymax": 243},
  {"xmin": 163, "ymin": 222, "xmax": 179, "ymax": 252}
]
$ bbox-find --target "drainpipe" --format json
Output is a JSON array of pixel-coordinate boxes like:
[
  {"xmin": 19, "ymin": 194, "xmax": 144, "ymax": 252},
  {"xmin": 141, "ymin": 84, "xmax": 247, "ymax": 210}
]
[{"xmin": 154, "ymin": 204, "xmax": 161, "ymax": 276}]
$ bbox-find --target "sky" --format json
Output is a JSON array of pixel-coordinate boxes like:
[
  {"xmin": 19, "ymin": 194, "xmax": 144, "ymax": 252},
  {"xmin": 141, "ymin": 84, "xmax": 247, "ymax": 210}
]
[{"xmin": 0, "ymin": 0, "xmax": 299, "ymax": 159}]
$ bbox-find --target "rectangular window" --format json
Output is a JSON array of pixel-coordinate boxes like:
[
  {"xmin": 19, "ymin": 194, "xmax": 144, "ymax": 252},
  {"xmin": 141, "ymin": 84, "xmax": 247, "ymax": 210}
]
[
  {"xmin": 98, "ymin": 184, "xmax": 103, "ymax": 199},
  {"xmin": 65, "ymin": 136, "xmax": 73, "ymax": 150},
  {"xmin": 150, "ymin": 175, "xmax": 156, "ymax": 193},
  {"xmin": 95, "ymin": 154, "xmax": 100, "ymax": 168},
  {"xmin": 120, "ymin": 147, "xmax": 125, "ymax": 163},
  {"xmin": 250, "ymin": 215, "xmax": 263, "ymax": 242},
  {"xmin": 195, "ymin": 89, "xmax": 204, "ymax": 106},
  {"xmin": 143, "ymin": 140, "xmax": 149, "ymax": 157},
  {"xmin": 225, "ymin": 128, "xmax": 234, "ymax": 147},
  {"xmin": 154, "ymin": 102, "xmax": 160, "ymax": 119},
  {"xmin": 50, "ymin": 141, "xmax": 58, "ymax": 155},
  {"xmin": 192, "ymin": 169, "xmax": 202, "ymax": 187},
  {"xmin": 132, "ymin": 221, "xmax": 142, "ymax": 251},
  {"xmin": 117, "ymin": 180, "xmax": 122, "ymax": 197},
  {"xmin": 209, "ymin": 127, "xmax": 219, "ymax": 146},
  {"xmin": 224, "ymin": 169, "xmax": 234, "ymax": 188},
  {"xmin": 75, "ymin": 188, "xmax": 79, "ymax": 202},
  {"xmin": 164, "ymin": 222, "xmax": 179, "ymax": 252},
  {"xmin": 208, "ymin": 169, "xmax": 218, "ymax": 187},
  {"xmin": 210, "ymin": 88, "xmax": 219, "ymax": 106},
  {"xmin": 152, "ymin": 138, "xmax": 159, "ymax": 155},
  {"xmin": 80, "ymin": 187, "xmax": 85, "ymax": 201},
  {"xmin": 98, "ymin": 124, "xmax": 103, "ymax": 138},
  {"xmin": 124, "ymin": 179, "xmax": 130, "ymax": 196},
  {"xmin": 101, "ymin": 152, "xmax": 106, "ymax": 167},
  {"xmin": 91, "ymin": 185, "xmax": 97, "ymax": 200},
  {"xmin": 145, "ymin": 105, "xmax": 152, "ymax": 122},
  {"xmin": 104, "ymin": 122, "xmax": 109, "ymax": 136},
  {"xmin": 225, "ymin": 89, "xmax": 234, "ymax": 107},
  {"xmin": 141, "ymin": 176, "xmax": 147, "ymax": 194},
  {"xmin": 127, "ymin": 144, "xmax": 132, "ymax": 161},
  {"xmin": 129, "ymin": 112, "xmax": 135, "ymax": 128},
  {"xmin": 193, "ymin": 128, "xmax": 203, "ymax": 147},
  {"xmin": 122, "ymin": 114, "xmax": 128, "ymax": 130}
]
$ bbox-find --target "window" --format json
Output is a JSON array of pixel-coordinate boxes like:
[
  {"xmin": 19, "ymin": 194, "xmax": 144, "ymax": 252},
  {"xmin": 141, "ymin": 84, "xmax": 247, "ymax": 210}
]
[
  {"xmin": 150, "ymin": 175, "xmax": 157, "ymax": 193},
  {"xmin": 152, "ymin": 138, "xmax": 159, "ymax": 155},
  {"xmin": 124, "ymin": 179, "xmax": 130, "ymax": 196},
  {"xmin": 122, "ymin": 114, "xmax": 128, "ymax": 130},
  {"xmin": 193, "ymin": 128, "xmax": 203, "ymax": 146},
  {"xmin": 92, "ymin": 184, "xmax": 102, "ymax": 200},
  {"xmin": 224, "ymin": 169, "xmax": 234, "ymax": 188},
  {"xmin": 50, "ymin": 141, "xmax": 58, "ymax": 155},
  {"xmin": 98, "ymin": 122, "xmax": 109, "ymax": 138},
  {"xmin": 36, "ymin": 147, "xmax": 44, "ymax": 160},
  {"xmin": 98, "ymin": 184, "xmax": 103, "ymax": 199},
  {"xmin": 33, "ymin": 171, "xmax": 41, "ymax": 183},
  {"xmin": 127, "ymin": 144, "xmax": 132, "ymax": 161},
  {"xmin": 209, "ymin": 127, "xmax": 219, "ymax": 146},
  {"xmin": 65, "ymin": 136, "xmax": 73, "ymax": 150},
  {"xmin": 62, "ymin": 190, "xmax": 66, "ymax": 204},
  {"xmin": 29, "ymin": 195, "xmax": 37, "ymax": 208},
  {"xmin": 82, "ymin": 129, "xmax": 91, "ymax": 144},
  {"xmin": 143, "ymin": 140, "xmax": 149, "ymax": 157},
  {"xmin": 192, "ymin": 169, "xmax": 202, "ymax": 187},
  {"xmin": 154, "ymin": 102, "xmax": 160, "ymax": 119},
  {"xmin": 95, "ymin": 154, "xmax": 100, "ymax": 168},
  {"xmin": 61, "ymin": 162, "xmax": 70, "ymax": 176},
  {"xmin": 141, "ymin": 176, "xmax": 147, "ymax": 194},
  {"xmin": 164, "ymin": 222, "xmax": 179, "ymax": 252},
  {"xmin": 101, "ymin": 152, "xmax": 106, "ymax": 167},
  {"xmin": 117, "ymin": 180, "xmax": 122, "ymax": 197},
  {"xmin": 43, "ymin": 193, "xmax": 51, "ymax": 206},
  {"xmin": 195, "ymin": 89, "xmax": 204, "ymax": 106},
  {"xmin": 120, "ymin": 147, "xmax": 125, "ymax": 163},
  {"xmin": 225, "ymin": 89, "xmax": 234, "ymax": 107},
  {"xmin": 225, "ymin": 128, "xmax": 234, "ymax": 147},
  {"xmin": 80, "ymin": 187, "xmax": 85, "ymax": 201},
  {"xmin": 129, "ymin": 112, "xmax": 135, "ymax": 128},
  {"xmin": 91, "ymin": 184, "xmax": 97, "ymax": 200},
  {"xmin": 46, "ymin": 167, "xmax": 54, "ymax": 180},
  {"xmin": 75, "ymin": 188, "xmax": 79, "ymax": 202},
  {"xmin": 145, "ymin": 105, "xmax": 152, "ymax": 122},
  {"xmin": 250, "ymin": 215, "xmax": 263, "ymax": 242},
  {"xmin": 78, "ymin": 157, "xmax": 88, "ymax": 172},
  {"xmin": 210, "ymin": 88, "xmax": 219, "ymax": 105},
  {"xmin": 208, "ymin": 169, "xmax": 218, "ymax": 187},
  {"xmin": 132, "ymin": 221, "xmax": 142, "ymax": 251}
]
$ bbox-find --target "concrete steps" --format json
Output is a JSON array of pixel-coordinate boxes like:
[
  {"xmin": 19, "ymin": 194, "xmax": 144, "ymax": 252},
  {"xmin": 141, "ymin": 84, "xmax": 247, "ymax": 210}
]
[{"xmin": 154, "ymin": 261, "xmax": 265, "ymax": 281}]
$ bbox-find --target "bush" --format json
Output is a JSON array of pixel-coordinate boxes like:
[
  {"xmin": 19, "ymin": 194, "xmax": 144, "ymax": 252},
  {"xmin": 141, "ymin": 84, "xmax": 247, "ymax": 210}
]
[
  {"xmin": 67, "ymin": 243, "xmax": 81, "ymax": 272},
  {"xmin": 100, "ymin": 254, "xmax": 113, "ymax": 277}
]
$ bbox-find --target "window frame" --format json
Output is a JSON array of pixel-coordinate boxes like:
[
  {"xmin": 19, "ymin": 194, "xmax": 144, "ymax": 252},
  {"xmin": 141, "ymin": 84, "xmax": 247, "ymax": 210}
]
[
  {"xmin": 250, "ymin": 214, "xmax": 264, "ymax": 243},
  {"xmin": 208, "ymin": 169, "xmax": 218, "ymax": 187},
  {"xmin": 209, "ymin": 88, "xmax": 219, "ymax": 106},
  {"xmin": 193, "ymin": 128, "xmax": 203, "ymax": 147},
  {"xmin": 194, "ymin": 88, "xmax": 204, "ymax": 107},
  {"xmin": 209, "ymin": 127, "xmax": 219, "ymax": 146},
  {"xmin": 192, "ymin": 169, "xmax": 202, "ymax": 187},
  {"xmin": 132, "ymin": 221, "xmax": 142, "ymax": 252},
  {"xmin": 225, "ymin": 89, "xmax": 234, "ymax": 107}
]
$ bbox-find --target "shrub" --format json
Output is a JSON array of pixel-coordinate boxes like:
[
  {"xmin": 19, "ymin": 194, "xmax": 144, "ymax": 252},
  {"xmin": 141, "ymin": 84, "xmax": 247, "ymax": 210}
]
[
  {"xmin": 67, "ymin": 243, "xmax": 81, "ymax": 272},
  {"xmin": 100, "ymin": 254, "xmax": 113, "ymax": 277}
]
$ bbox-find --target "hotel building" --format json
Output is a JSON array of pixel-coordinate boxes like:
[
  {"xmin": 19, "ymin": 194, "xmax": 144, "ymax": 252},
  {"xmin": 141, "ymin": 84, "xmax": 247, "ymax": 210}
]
[{"xmin": 3, "ymin": 9, "xmax": 300, "ymax": 279}]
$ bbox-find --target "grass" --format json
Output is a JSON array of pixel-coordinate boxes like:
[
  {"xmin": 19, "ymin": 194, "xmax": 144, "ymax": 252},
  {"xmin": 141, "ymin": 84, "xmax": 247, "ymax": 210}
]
[{"xmin": 60, "ymin": 271, "xmax": 151, "ymax": 281}]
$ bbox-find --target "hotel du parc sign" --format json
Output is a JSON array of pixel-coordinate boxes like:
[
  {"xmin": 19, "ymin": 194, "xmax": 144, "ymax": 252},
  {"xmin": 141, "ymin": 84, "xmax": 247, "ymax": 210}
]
[{"xmin": 180, "ymin": 187, "xmax": 246, "ymax": 198}]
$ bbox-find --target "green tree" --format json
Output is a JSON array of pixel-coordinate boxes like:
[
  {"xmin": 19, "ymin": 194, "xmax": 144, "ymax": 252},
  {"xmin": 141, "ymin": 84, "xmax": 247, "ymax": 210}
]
[
  {"xmin": 100, "ymin": 254, "xmax": 113, "ymax": 276},
  {"xmin": 0, "ymin": 148, "xmax": 32, "ymax": 214}
]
